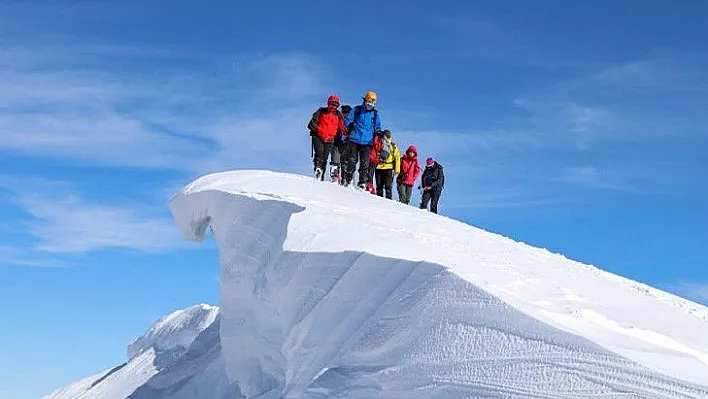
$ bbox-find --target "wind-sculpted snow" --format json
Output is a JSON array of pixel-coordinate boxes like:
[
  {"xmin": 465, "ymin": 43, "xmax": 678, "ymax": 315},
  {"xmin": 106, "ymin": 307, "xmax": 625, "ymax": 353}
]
[
  {"xmin": 161, "ymin": 170, "xmax": 708, "ymax": 398},
  {"xmin": 45, "ymin": 170, "xmax": 708, "ymax": 398}
]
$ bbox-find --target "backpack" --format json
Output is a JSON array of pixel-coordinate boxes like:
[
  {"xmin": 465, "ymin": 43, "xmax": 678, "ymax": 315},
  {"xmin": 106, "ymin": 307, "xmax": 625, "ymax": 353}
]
[{"xmin": 378, "ymin": 138, "xmax": 393, "ymax": 163}]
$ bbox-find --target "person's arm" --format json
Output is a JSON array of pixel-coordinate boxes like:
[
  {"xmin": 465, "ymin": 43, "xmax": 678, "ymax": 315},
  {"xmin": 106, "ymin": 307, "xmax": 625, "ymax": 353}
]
[
  {"xmin": 414, "ymin": 162, "xmax": 422, "ymax": 181},
  {"xmin": 344, "ymin": 106, "xmax": 355, "ymax": 131},
  {"xmin": 393, "ymin": 146, "xmax": 399, "ymax": 174},
  {"xmin": 430, "ymin": 166, "xmax": 444, "ymax": 188},
  {"xmin": 307, "ymin": 109, "xmax": 320, "ymax": 133},
  {"xmin": 374, "ymin": 112, "xmax": 382, "ymax": 134},
  {"xmin": 337, "ymin": 112, "xmax": 348, "ymax": 136}
]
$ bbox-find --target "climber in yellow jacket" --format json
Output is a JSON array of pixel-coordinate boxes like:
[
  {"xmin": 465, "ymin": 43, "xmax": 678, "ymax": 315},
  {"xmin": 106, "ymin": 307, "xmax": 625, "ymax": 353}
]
[{"xmin": 374, "ymin": 129, "xmax": 402, "ymax": 199}]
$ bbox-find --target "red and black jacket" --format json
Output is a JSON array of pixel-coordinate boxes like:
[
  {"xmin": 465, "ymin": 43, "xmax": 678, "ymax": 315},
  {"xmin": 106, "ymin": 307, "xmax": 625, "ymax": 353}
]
[{"xmin": 308, "ymin": 108, "xmax": 347, "ymax": 143}]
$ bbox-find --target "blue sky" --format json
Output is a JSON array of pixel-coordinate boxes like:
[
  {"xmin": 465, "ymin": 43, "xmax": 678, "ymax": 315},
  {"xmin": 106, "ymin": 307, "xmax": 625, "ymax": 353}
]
[{"xmin": 1, "ymin": 1, "xmax": 707, "ymax": 397}]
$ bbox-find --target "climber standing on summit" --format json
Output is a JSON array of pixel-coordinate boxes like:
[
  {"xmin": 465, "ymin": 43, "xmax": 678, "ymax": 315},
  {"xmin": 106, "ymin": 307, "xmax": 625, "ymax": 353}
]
[
  {"xmin": 308, "ymin": 95, "xmax": 347, "ymax": 181},
  {"xmin": 343, "ymin": 91, "xmax": 382, "ymax": 188},
  {"xmin": 329, "ymin": 104, "xmax": 352, "ymax": 183},
  {"xmin": 397, "ymin": 145, "xmax": 421, "ymax": 205},
  {"xmin": 374, "ymin": 129, "xmax": 401, "ymax": 199},
  {"xmin": 419, "ymin": 157, "xmax": 445, "ymax": 214}
]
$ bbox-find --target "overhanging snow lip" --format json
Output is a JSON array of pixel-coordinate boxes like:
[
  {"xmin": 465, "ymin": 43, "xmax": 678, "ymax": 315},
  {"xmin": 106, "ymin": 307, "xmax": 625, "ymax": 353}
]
[
  {"xmin": 167, "ymin": 170, "xmax": 708, "ymax": 389},
  {"xmin": 170, "ymin": 186, "xmax": 307, "ymax": 246}
]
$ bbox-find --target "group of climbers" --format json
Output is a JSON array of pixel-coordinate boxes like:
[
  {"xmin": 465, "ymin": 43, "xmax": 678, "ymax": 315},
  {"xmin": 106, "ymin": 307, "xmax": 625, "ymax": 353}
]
[{"xmin": 307, "ymin": 91, "xmax": 445, "ymax": 214}]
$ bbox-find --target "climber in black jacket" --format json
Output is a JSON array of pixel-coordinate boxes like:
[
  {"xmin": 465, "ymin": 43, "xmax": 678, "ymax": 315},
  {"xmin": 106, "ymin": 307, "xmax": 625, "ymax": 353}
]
[{"xmin": 419, "ymin": 157, "xmax": 445, "ymax": 214}]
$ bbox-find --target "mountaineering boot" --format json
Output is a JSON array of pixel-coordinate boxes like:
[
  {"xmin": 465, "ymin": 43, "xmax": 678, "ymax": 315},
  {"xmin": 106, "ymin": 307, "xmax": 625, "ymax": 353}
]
[
  {"xmin": 330, "ymin": 164, "xmax": 341, "ymax": 183},
  {"xmin": 314, "ymin": 167, "xmax": 323, "ymax": 180}
]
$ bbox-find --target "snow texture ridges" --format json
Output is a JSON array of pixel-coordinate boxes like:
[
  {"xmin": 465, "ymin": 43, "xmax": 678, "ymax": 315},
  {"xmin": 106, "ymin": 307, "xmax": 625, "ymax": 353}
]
[
  {"xmin": 46, "ymin": 170, "xmax": 708, "ymax": 398},
  {"xmin": 168, "ymin": 170, "xmax": 708, "ymax": 398}
]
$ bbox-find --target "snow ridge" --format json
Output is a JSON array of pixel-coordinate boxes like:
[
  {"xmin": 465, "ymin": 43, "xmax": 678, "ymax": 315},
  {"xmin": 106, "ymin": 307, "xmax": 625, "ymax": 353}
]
[
  {"xmin": 166, "ymin": 170, "xmax": 708, "ymax": 398},
  {"xmin": 44, "ymin": 305, "xmax": 220, "ymax": 399},
  {"xmin": 128, "ymin": 303, "xmax": 218, "ymax": 361},
  {"xmin": 45, "ymin": 169, "xmax": 708, "ymax": 398}
]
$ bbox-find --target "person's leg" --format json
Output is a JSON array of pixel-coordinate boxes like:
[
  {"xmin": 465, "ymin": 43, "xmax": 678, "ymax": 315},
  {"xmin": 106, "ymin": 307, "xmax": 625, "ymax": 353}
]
[
  {"xmin": 357, "ymin": 145, "xmax": 371, "ymax": 186},
  {"xmin": 343, "ymin": 142, "xmax": 357, "ymax": 185},
  {"xmin": 319, "ymin": 142, "xmax": 333, "ymax": 181},
  {"xmin": 398, "ymin": 183, "xmax": 410, "ymax": 204},
  {"xmin": 329, "ymin": 144, "xmax": 341, "ymax": 181},
  {"xmin": 375, "ymin": 169, "xmax": 385, "ymax": 196},
  {"xmin": 330, "ymin": 144, "xmax": 340, "ymax": 166},
  {"xmin": 405, "ymin": 184, "xmax": 413, "ymax": 204},
  {"xmin": 383, "ymin": 169, "xmax": 394, "ymax": 199},
  {"xmin": 420, "ymin": 189, "xmax": 432, "ymax": 210},
  {"xmin": 312, "ymin": 136, "xmax": 325, "ymax": 178},
  {"xmin": 397, "ymin": 183, "xmax": 406, "ymax": 203},
  {"xmin": 368, "ymin": 163, "xmax": 376, "ymax": 189},
  {"xmin": 430, "ymin": 189, "xmax": 441, "ymax": 213}
]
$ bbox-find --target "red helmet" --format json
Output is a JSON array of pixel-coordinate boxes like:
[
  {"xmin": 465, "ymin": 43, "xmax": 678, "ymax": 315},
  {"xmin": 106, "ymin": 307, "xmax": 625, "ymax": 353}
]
[{"xmin": 327, "ymin": 95, "xmax": 340, "ymax": 105}]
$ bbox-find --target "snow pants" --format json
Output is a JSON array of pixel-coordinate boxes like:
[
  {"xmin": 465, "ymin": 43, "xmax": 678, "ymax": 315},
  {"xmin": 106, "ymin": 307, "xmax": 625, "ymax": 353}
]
[
  {"xmin": 330, "ymin": 143, "xmax": 343, "ymax": 166},
  {"xmin": 397, "ymin": 183, "xmax": 413, "ymax": 204},
  {"xmin": 312, "ymin": 136, "xmax": 333, "ymax": 180},
  {"xmin": 420, "ymin": 187, "xmax": 442, "ymax": 214},
  {"xmin": 375, "ymin": 169, "xmax": 394, "ymax": 199},
  {"xmin": 344, "ymin": 142, "xmax": 371, "ymax": 186}
]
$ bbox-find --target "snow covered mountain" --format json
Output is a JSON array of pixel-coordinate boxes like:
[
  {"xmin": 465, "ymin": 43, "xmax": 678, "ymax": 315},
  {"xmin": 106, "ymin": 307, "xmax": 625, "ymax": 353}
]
[
  {"xmin": 44, "ymin": 304, "xmax": 220, "ymax": 399},
  {"xmin": 47, "ymin": 170, "xmax": 708, "ymax": 398}
]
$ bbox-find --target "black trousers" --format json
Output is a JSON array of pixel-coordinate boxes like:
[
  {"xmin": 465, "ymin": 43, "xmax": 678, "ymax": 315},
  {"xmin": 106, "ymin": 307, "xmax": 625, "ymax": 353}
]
[
  {"xmin": 375, "ymin": 169, "xmax": 394, "ymax": 199},
  {"xmin": 312, "ymin": 136, "xmax": 333, "ymax": 180},
  {"xmin": 344, "ymin": 142, "xmax": 371, "ymax": 186},
  {"xmin": 420, "ymin": 188, "xmax": 442, "ymax": 214}
]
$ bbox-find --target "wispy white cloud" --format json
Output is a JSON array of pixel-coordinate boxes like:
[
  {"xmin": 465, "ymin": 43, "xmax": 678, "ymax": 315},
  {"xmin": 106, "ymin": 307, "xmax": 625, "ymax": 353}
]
[
  {"xmin": 557, "ymin": 166, "xmax": 622, "ymax": 190},
  {"xmin": 0, "ymin": 42, "xmax": 331, "ymax": 175},
  {"xmin": 2, "ymin": 20, "xmax": 704, "ymax": 231},
  {"xmin": 0, "ymin": 245, "xmax": 76, "ymax": 268},
  {"xmin": 0, "ymin": 176, "xmax": 184, "ymax": 254},
  {"xmin": 21, "ymin": 194, "xmax": 180, "ymax": 253},
  {"xmin": 513, "ymin": 55, "xmax": 708, "ymax": 148},
  {"xmin": 552, "ymin": 165, "xmax": 680, "ymax": 196}
]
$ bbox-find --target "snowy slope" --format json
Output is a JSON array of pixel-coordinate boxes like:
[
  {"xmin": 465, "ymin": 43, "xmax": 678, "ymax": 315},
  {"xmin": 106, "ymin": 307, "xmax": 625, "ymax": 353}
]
[
  {"xmin": 162, "ymin": 169, "xmax": 708, "ymax": 398},
  {"xmin": 128, "ymin": 303, "xmax": 218, "ymax": 361},
  {"xmin": 44, "ymin": 304, "xmax": 219, "ymax": 399},
  {"xmin": 47, "ymin": 169, "xmax": 708, "ymax": 398}
]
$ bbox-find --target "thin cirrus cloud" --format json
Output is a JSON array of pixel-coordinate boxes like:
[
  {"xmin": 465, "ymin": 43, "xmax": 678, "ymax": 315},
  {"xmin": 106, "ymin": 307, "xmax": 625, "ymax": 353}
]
[
  {"xmin": 1, "ymin": 35, "xmax": 705, "ymax": 261},
  {"xmin": 511, "ymin": 54, "xmax": 708, "ymax": 148},
  {"xmin": 0, "ymin": 42, "xmax": 333, "ymax": 174},
  {"xmin": 0, "ymin": 46, "xmax": 345, "ymax": 260},
  {"xmin": 0, "ymin": 245, "xmax": 76, "ymax": 268},
  {"xmin": 0, "ymin": 175, "xmax": 185, "ymax": 257}
]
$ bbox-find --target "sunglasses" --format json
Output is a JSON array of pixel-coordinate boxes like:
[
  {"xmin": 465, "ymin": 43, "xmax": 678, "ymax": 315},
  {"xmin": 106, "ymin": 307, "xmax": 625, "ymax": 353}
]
[
  {"xmin": 365, "ymin": 101, "xmax": 375, "ymax": 108},
  {"xmin": 328, "ymin": 102, "xmax": 339, "ymax": 107}
]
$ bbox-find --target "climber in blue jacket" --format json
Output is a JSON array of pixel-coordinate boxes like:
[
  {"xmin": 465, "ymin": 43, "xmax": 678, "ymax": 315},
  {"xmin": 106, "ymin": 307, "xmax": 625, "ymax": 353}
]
[{"xmin": 342, "ymin": 91, "xmax": 382, "ymax": 188}]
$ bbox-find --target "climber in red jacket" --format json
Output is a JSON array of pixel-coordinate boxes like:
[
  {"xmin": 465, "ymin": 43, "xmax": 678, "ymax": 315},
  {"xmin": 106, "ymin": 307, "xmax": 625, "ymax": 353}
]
[{"xmin": 307, "ymin": 95, "xmax": 347, "ymax": 181}]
